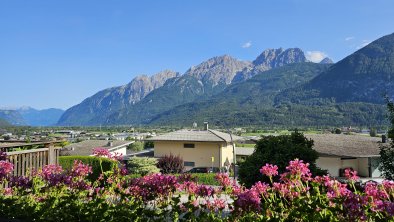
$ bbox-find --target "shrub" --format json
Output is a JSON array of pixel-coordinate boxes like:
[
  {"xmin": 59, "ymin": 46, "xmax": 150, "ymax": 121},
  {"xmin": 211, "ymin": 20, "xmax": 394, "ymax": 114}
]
[
  {"xmin": 59, "ymin": 156, "xmax": 117, "ymax": 181},
  {"xmin": 334, "ymin": 128, "xmax": 342, "ymax": 134},
  {"xmin": 173, "ymin": 173, "xmax": 219, "ymax": 186},
  {"xmin": 2, "ymin": 156, "xmax": 394, "ymax": 221},
  {"xmin": 127, "ymin": 157, "xmax": 160, "ymax": 176},
  {"xmin": 238, "ymin": 131, "xmax": 325, "ymax": 187},
  {"xmin": 127, "ymin": 141, "xmax": 144, "ymax": 152},
  {"xmin": 144, "ymin": 141, "xmax": 154, "ymax": 149},
  {"xmin": 370, "ymin": 128, "xmax": 377, "ymax": 137},
  {"xmin": 157, "ymin": 153, "xmax": 184, "ymax": 174},
  {"xmin": 380, "ymin": 98, "xmax": 394, "ymax": 180}
]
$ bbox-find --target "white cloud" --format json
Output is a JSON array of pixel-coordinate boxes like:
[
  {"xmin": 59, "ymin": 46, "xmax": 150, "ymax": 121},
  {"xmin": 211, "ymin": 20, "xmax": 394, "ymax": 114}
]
[
  {"xmin": 305, "ymin": 51, "xmax": 328, "ymax": 63},
  {"xmin": 357, "ymin": 40, "xmax": 371, "ymax": 49},
  {"xmin": 241, "ymin": 41, "xmax": 252, "ymax": 48},
  {"xmin": 345, "ymin": 36, "xmax": 355, "ymax": 41}
]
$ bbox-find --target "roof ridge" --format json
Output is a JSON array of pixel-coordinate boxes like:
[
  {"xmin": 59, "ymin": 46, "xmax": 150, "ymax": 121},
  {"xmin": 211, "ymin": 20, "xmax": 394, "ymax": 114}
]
[{"xmin": 208, "ymin": 129, "xmax": 228, "ymax": 142}]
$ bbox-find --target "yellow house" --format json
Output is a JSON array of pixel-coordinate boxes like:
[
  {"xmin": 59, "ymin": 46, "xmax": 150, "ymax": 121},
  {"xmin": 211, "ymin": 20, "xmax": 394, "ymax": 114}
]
[{"xmin": 149, "ymin": 124, "xmax": 242, "ymax": 170}]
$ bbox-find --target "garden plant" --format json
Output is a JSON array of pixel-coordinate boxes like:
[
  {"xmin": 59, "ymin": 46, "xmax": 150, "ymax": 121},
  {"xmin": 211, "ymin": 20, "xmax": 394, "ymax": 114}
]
[{"xmin": 1, "ymin": 149, "xmax": 394, "ymax": 221}]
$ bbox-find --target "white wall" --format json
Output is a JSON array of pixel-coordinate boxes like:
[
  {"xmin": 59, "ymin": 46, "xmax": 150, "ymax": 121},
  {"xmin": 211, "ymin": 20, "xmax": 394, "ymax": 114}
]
[
  {"xmin": 358, "ymin": 158, "xmax": 369, "ymax": 177},
  {"xmin": 110, "ymin": 147, "xmax": 127, "ymax": 156},
  {"xmin": 341, "ymin": 159, "xmax": 359, "ymax": 171},
  {"xmin": 316, "ymin": 157, "xmax": 341, "ymax": 177}
]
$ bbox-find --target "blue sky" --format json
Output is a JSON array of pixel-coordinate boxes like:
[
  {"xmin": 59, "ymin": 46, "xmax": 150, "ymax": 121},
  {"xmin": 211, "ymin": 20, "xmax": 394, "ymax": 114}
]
[{"xmin": 1, "ymin": 0, "xmax": 393, "ymax": 110}]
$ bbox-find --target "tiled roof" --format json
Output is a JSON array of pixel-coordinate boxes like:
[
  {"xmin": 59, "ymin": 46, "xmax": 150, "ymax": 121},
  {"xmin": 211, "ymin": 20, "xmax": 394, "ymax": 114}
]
[
  {"xmin": 235, "ymin": 147, "xmax": 254, "ymax": 156},
  {"xmin": 62, "ymin": 140, "xmax": 133, "ymax": 156},
  {"xmin": 306, "ymin": 134, "xmax": 382, "ymax": 158},
  {"xmin": 147, "ymin": 129, "xmax": 244, "ymax": 142},
  {"xmin": 235, "ymin": 134, "xmax": 384, "ymax": 158}
]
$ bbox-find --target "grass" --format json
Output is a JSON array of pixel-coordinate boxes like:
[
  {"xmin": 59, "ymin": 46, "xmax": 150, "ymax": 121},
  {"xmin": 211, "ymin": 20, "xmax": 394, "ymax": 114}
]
[{"xmin": 236, "ymin": 143, "xmax": 255, "ymax": 148}]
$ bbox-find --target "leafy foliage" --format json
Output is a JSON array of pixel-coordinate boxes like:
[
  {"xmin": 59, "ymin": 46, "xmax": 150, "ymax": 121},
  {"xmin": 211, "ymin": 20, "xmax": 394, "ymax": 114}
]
[
  {"xmin": 157, "ymin": 153, "xmax": 184, "ymax": 174},
  {"xmin": 2, "ymin": 156, "xmax": 394, "ymax": 221},
  {"xmin": 238, "ymin": 131, "xmax": 324, "ymax": 187},
  {"xmin": 127, "ymin": 157, "xmax": 160, "ymax": 176},
  {"xmin": 59, "ymin": 156, "xmax": 117, "ymax": 181},
  {"xmin": 127, "ymin": 141, "xmax": 144, "ymax": 152},
  {"xmin": 379, "ymin": 98, "xmax": 394, "ymax": 180}
]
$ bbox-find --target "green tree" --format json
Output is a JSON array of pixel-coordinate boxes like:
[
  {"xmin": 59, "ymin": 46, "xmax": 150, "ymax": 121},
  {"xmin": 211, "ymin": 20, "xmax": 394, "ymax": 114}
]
[
  {"xmin": 379, "ymin": 98, "xmax": 394, "ymax": 180},
  {"xmin": 127, "ymin": 157, "xmax": 160, "ymax": 176},
  {"xmin": 127, "ymin": 141, "xmax": 144, "ymax": 152},
  {"xmin": 370, "ymin": 128, "xmax": 377, "ymax": 137},
  {"xmin": 238, "ymin": 131, "xmax": 324, "ymax": 187},
  {"xmin": 144, "ymin": 141, "xmax": 154, "ymax": 149}
]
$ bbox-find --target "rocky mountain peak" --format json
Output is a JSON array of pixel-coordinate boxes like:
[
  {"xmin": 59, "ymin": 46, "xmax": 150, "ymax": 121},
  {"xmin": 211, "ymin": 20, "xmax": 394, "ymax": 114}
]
[
  {"xmin": 185, "ymin": 55, "xmax": 251, "ymax": 86},
  {"xmin": 319, "ymin": 57, "xmax": 334, "ymax": 64},
  {"xmin": 232, "ymin": 48, "xmax": 307, "ymax": 83}
]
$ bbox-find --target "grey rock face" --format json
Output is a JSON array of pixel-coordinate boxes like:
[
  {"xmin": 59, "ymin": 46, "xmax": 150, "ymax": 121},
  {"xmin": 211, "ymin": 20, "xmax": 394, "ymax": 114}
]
[
  {"xmin": 185, "ymin": 55, "xmax": 251, "ymax": 86},
  {"xmin": 232, "ymin": 48, "xmax": 307, "ymax": 83},
  {"xmin": 57, "ymin": 70, "xmax": 179, "ymax": 125}
]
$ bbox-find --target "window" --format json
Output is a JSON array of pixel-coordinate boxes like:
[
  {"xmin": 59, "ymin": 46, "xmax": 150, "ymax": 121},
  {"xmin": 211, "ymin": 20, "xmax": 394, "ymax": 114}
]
[
  {"xmin": 184, "ymin": 143, "xmax": 195, "ymax": 148},
  {"xmin": 184, "ymin": 161, "xmax": 195, "ymax": 167}
]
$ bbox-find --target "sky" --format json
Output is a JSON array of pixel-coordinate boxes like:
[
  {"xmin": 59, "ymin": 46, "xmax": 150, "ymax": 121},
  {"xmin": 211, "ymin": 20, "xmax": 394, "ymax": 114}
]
[{"xmin": 1, "ymin": 0, "xmax": 394, "ymax": 110}]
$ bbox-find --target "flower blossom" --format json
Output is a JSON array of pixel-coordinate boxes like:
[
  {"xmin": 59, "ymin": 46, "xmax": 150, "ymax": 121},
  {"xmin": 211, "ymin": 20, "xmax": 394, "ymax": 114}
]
[
  {"xmin": 235, "ymin": 189, "xmax": 261, "ymax": 212},
  {"xmin": 0, "ymin": 160, "xmax": 14, "ymax": 179},
  {"xmin": 71, "ymin": 160, "xmax": 92, "ymax": 177},
  {"xmin": 260, "ymin": 163, "xmax": 278, "ymax": 177},
  {"xmin": 344, "ymin": 168, "xmax": 359, "ymax": 181}
]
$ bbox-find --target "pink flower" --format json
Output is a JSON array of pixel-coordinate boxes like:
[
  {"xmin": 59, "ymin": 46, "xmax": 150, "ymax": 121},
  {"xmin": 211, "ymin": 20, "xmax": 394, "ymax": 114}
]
[
  {"xmin": 0, "ymin": 160, "xmax": 14, "ymax": 178},
  {"xmin": 286, "ymin": 159, "xmax": 311, "ymax": 180},
  {"xmin": 195, "ymin": 185, "xmax": 215, "ymax": 197},
  {"xmin": 251, "ymin": 181, "xmax": 270, "ymax": 197},
  {"xmin": 344, "ymin": 168, "xmax": 359, "ymax": 181},
  {"xmin": 215, "ymin": 173, "xmax": 232, "ymax": 188},
  {"xmin": 260, "ymin": 163, "xmax": 278, "ymax": 177},
  {"xmin": 235, "ymin": 189, "xmax": 261, "ymax": 212},
  {"xmin": 92, "ymin": 147, "xmax": 110, "ymax": 157},
  {"xmin": 71, "ymin": 160, "xmax": 92, "ymax": 177}
]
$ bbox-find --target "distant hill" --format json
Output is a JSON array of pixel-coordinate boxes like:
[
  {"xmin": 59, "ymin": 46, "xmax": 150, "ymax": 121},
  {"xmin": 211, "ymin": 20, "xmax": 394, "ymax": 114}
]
[
  {"xmin": 17, "ymin": 107, "xmax": 64, "ymax": 126},
  {"xmin": 0, "ymin": 107, "xmax": 64, "ymax": 126},
  {"xmin": 0, "ymin": 118, "xmax": 11, "ymax": 127},
  {"xmin": 276, "ymin": 32, "xmax": 394, "ymax": 105},
  {"xmin": 0, "ymin": 110, "xmax": 26, "ymax": 125}
]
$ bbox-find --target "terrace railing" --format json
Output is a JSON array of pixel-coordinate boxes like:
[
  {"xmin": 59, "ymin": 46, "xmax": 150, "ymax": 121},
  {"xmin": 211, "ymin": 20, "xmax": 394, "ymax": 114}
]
[{"xmin": 4, "ymin": 144, "xmax": 62, "ymax": 177}]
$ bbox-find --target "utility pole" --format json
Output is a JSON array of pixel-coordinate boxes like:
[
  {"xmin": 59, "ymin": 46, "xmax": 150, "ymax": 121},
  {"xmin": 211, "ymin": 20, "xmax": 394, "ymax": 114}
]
[{"xmin": 227, "ymin": 128, "xmax": 236, "ymax": 180}]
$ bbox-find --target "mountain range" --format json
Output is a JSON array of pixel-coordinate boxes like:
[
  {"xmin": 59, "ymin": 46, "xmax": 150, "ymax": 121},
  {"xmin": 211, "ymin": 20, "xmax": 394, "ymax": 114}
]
[
  {"xmin": 0, "ymin": 107, "xmax": 64, "ymax": 126},
  {"xmin": 57, "ymin": 33, "xmax": 394, "ymax": 127}
]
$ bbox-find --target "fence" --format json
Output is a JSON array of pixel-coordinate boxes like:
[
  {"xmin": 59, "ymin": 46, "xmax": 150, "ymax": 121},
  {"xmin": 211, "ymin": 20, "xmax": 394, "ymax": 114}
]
[{"xmin": 6, "ymin": 146, "xmax": 61, "ymax": 177}]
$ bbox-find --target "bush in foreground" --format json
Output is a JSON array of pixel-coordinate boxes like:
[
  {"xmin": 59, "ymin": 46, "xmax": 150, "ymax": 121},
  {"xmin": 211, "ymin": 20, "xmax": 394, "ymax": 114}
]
[
  {"xmin": 1, "ymin": 150, "xmax": 394, "ymax": 221},
  {"xmin": 59, "ymin": 156, "xmax": 117, "ymax": 181},
  {"xmin": 127, "ymin": 157, "xmax": 160, "ymax": 176},
  {"xmin": 157, "ymin": 153, "xmax": 184, "ymax": 174}
]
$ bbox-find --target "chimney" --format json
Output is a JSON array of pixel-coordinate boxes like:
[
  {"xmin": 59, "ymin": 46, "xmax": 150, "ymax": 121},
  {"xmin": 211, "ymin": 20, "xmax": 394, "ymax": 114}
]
[
  {"xmin": 382, "ymin": 135, "xmax": 387, "ymax": 143},
  {"xmin": 204, "ymin": 122, "xmax": 209, "ymax": 131}
]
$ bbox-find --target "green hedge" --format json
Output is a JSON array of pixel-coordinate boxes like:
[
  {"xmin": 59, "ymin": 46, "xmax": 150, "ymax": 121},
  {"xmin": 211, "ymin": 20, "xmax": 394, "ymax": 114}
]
[
  {"xmin": 128, "ymin": 173, "xmax": 220, "ymax": 186},
  {"xmin": 174, "ymin": 173, "xmax": 219, "ymax": 186},
  {"xmin": 59, "ymin": 156, "xmax": 118, "ymax": 181}
]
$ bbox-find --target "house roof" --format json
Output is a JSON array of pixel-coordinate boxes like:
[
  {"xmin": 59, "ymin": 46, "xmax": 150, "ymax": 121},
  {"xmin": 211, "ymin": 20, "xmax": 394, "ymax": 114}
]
[
  {"xmin": 147, "ymin": 129, "xmax": 244, "ymax": 143},
  {"xmin": 235, "ymin": 147, "xmax": 254, "ymax": 156},
  {"xmin": 306, "ymin": 134, "xmax": 382, "ymax": 158},
  {"xmin": 234, "ymin": 134, "xmax": 383, "ymax": 158},
  {"xmin": 62, "ymin": 140, "xmax": 133, "ymax": 156}
]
